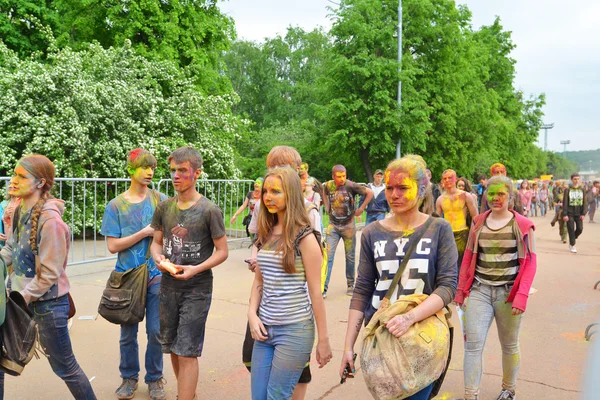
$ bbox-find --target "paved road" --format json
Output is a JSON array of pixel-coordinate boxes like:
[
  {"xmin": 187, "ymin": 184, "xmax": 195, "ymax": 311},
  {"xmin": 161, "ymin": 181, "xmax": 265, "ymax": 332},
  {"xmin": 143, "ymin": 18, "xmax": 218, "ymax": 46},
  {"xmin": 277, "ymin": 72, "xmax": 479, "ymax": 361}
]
[{"xmin": 5, "ymin": 214, "xmax": 599, "ymax": 399}]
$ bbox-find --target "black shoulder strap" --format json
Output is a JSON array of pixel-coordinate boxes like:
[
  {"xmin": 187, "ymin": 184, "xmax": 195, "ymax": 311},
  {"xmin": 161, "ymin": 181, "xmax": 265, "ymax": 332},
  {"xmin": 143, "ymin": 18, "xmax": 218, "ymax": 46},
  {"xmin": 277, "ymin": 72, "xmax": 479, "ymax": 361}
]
[{"xmin": 383, "ymin": 217, "xmax": 435, "ymax": 302}]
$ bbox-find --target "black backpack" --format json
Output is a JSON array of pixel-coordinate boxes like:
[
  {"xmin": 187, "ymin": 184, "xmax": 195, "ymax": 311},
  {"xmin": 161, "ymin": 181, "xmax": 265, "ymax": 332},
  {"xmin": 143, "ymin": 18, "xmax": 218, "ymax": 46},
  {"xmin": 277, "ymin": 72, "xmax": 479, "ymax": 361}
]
[{"xmin": 0, "ymin": 291, "xmax": 40, "ymax": 376}]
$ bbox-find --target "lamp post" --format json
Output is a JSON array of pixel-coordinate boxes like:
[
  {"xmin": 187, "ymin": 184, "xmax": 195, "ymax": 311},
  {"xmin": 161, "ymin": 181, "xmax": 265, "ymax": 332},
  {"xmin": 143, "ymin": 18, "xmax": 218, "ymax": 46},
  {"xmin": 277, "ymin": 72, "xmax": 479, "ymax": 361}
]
[
  {"xmin": 560, "ymin": 140, "xmax": 571, "ymax": 158},
  {"xmin": 541, "ymin": 123, "xmax": 554, "ymax": 151},
  {"xmin": 395, "ymin": 0, "xmax": 402, "ymax": 159}
]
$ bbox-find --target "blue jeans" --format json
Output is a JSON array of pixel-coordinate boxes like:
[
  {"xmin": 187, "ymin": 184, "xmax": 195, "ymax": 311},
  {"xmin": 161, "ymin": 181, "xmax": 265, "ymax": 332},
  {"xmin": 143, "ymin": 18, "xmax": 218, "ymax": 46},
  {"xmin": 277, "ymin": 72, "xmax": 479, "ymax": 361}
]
[
  {"xmin": 406, "ymin": 383, "xmax": 434, "ymax": 399},
  {"xmin": 539, "ymin": 200, "xmax": 547, "ymax": 216},
  {"xmin": 365, "ymin": 212, "xmax": 385, "ymax": 226},
  {"xmin": 120, "ymin": 282, "xmax": 163, "ymax": 383},
  {"xmin": 463, "ymin": 283, "xmax": 522, "ymax": 399},
  {"xmin": 31, "ymin": 295, "xmax": 96, "ymax": 399},
  {"xmin": 251, "ymin": 319, "xmax": 315, "ymax": 400},
  {"xmin": 324, "ymin": 222, "xmax": 356, "ymax": 293}
]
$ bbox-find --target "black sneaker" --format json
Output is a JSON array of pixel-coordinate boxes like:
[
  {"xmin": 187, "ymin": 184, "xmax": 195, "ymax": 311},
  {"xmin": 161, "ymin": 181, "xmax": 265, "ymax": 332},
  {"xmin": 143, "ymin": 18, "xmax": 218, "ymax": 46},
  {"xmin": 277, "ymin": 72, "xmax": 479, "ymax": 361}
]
[
  {"xmin": 116, "ymin": 378, "xmax": 138, "ymax": 400},
  {"xmin": 346, "ymin": 285, "xmax": 354, "ymax": 296},
  {"xmin": 496, "ymin": 389, "xmax": 516, "ymax": 400}
]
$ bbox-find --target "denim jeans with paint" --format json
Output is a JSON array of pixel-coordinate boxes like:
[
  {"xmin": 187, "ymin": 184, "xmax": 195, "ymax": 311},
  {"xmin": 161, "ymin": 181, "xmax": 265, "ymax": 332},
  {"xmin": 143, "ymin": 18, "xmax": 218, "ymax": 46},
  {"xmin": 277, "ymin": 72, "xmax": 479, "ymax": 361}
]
[
  {"xmin": 463, "ymin": 282, "xmax": 522, "ymax": 400},
  {"xmin": 365, "ymin": 212, "xmax": 386, "ymax": 226},
  {"xmin": 539, "ymin": 200, "xmax": 547, "ymax": 217},
  {"xmin": 31, "ymin": 295, "xmax": 97, "ymax": 399},
  {"xmin": 120, "ymin": 282, "xmax": 163, "ymax": 383},
  {"xmin": 324, "ymin": 222, "xmax": 356, "ymax": 293},
  {"xmin": 251, "ymin": 318, "xmax": 315, "ymax": 400}
]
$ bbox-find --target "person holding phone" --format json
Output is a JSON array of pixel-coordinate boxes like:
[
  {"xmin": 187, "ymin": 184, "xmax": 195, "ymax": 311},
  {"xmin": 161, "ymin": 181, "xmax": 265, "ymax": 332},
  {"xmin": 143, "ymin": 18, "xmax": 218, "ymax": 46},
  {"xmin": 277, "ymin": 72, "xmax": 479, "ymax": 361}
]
[{"xmin": 340, "ymin": 155, "xmax": 458, "ymax": 400}]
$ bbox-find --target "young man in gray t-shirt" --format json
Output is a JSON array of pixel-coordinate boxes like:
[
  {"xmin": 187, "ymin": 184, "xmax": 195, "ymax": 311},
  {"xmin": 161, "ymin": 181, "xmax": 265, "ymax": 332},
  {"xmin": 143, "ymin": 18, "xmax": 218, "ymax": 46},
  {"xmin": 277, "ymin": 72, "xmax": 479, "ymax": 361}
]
[{"xmin": 150, "ymin": 147, "xmax": 228, "ymax": 400}]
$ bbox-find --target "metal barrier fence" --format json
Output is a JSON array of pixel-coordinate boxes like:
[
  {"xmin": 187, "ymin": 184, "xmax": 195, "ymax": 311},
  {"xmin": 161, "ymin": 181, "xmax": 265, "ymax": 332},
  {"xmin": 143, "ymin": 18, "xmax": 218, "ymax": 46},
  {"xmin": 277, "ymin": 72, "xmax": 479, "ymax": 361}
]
[{"xmin": 1, "ymin": 177, "xmax": 255, "ymax": 266}]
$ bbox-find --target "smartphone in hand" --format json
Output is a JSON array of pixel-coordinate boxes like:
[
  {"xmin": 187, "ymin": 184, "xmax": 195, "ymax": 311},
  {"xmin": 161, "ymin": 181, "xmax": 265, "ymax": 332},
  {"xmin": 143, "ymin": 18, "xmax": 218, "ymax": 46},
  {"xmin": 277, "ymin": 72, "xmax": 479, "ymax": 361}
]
[{"xmin": 340, "ymin": 353, "xmax": 357, "ymax": 384}]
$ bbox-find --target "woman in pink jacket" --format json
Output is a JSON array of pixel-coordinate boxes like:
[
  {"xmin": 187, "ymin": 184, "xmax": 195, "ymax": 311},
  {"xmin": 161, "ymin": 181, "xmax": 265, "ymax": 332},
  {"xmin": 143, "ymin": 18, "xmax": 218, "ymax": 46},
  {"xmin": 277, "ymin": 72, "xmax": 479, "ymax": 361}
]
[{"xmin": 455, "ymin": 176, "xmax": 537, "ymax": 400}]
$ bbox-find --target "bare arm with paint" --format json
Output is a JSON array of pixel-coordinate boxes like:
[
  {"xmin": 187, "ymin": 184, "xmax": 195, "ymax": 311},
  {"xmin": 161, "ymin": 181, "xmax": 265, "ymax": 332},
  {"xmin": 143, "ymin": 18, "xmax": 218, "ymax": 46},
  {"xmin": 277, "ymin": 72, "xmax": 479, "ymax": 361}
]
[
  {"xmin": 355, "ymin": 187, "xmax": 373, "ymax": 216},
  {"xmin": 150, "ymin": 229, "xmax": 166, "ymax": 270},
  {"xmin": 299, "ymin": 233, "xmax": 332, "ymax": 368},
  {"xmin": 435, "ymin": 195, "xmax": 443, "ymax": 218},
  {"xmin": 230, "ymin": 196, "xmax": 250, "ymax": 224},
  {"xmin": 340, "ymin": 309, "xmax": 364, "ymax": 378},
  {"xmin": 106, "ymin": 225, "xmax": 154, "ymax": 254},
  {"xmin": 248, "ymin": 265, "xmax": 267, "ymax": 341}
]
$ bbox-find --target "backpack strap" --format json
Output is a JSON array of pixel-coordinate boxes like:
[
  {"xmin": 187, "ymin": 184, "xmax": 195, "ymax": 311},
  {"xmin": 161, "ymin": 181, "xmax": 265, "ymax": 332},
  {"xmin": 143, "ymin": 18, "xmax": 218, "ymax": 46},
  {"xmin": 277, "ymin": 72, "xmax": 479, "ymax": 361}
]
[{"xmin": 380, "ymin": 217, "xmax": 435, "ymax": 309}]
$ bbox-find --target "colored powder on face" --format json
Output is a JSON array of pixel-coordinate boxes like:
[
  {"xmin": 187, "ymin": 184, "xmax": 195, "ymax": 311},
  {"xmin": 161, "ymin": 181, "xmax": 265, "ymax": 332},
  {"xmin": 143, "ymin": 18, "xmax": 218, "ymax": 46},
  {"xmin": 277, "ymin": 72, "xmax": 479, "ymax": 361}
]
[
  {"xmin": 403, "ymin": 177, "xmax": 418, "ymax": 201},
  {"xmin": 487, "ymin": 183, "xmax": 509, "ymax": 208}
]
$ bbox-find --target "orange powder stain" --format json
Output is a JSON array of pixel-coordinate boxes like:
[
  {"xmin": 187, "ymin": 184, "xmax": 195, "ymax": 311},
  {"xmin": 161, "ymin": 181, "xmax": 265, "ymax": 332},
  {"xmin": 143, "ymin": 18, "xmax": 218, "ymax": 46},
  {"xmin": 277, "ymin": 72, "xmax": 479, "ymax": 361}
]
[{"xmin": 560, "ymin": 332, "xmax": 586, "ymax": 342}]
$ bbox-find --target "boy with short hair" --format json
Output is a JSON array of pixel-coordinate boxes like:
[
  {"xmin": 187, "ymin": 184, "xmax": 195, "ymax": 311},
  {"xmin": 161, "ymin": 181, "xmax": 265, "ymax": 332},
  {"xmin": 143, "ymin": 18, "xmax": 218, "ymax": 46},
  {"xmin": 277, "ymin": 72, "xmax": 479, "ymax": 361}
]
[
  {"xmin": 150, "ymin": 146, "xmax": 228, "ymax": 400},
  {"xmin": 101, "ymin": 149, "xmax": 168, "ymax": 400}
]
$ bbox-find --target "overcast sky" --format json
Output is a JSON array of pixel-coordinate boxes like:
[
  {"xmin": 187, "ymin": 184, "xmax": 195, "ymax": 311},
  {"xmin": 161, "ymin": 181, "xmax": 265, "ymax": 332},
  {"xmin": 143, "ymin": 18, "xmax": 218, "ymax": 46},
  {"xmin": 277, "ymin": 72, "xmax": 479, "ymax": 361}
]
[{"xmin": 219, "ymin": 0, "xmax": 600, "ymax": 153}]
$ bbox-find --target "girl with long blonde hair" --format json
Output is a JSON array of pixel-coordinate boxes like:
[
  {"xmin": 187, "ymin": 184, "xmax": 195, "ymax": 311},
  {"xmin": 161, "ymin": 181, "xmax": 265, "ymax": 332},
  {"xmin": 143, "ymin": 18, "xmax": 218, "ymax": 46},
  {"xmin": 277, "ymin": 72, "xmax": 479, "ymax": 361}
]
[{"xmin": 247, "ymin": 167, "xmax": 332, "ymax": 399}]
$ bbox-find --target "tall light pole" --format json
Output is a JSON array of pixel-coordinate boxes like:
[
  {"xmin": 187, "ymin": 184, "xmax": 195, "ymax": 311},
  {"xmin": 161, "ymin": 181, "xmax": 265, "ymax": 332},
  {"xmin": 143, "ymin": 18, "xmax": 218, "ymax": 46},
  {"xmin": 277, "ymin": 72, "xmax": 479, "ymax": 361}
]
[
  {"xmin": 560, "ymin": 140, "xmax": 571, "ymax": 158},
  {"xmin": 395, "ymin": 0, "xmax": 402, "ymax": 159},
  {"xmin": 541, "ymin": 123, "xmax": 554, "ymax": 151}
]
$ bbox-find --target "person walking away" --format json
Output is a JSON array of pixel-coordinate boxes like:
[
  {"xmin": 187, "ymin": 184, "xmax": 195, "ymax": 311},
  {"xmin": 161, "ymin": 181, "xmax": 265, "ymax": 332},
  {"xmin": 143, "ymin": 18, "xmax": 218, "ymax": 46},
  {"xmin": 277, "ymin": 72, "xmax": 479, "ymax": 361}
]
[
  {"xmin": 340, "ymin": 155, "xmax": 458, "ymax": 400},
  {"xmin": 247, "ymin": 167, "xmax": 332, "ymax": 400},
  {"xmin": 562, "ymin": 173, "xmax": 587, "ymax": 253},
  {"xmin": 455, "ymin": 175, "xmax": 537, "ymax": 400},
  {"xmin": 322, "ymin": 165, "xmax": 373, "ymax": 297},
  {"xmin": 362, "ymin": 169, "xmax": 388, "ymax": 226},
  {"xmin": 101, "ymin": 149, "xmax": 168, "ymax": 400},
  {"xmin": 0, "ymin": 154, "xmax": 96, "ymax": 399},
  {"xmin": 150, "ymin": 147, "xmax": 229, "ymax": 400}
]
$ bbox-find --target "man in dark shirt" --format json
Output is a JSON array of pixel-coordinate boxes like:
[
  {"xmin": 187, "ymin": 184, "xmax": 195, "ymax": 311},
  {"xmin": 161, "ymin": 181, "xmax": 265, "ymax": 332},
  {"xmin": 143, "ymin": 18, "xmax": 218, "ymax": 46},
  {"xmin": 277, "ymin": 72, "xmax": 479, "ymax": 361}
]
[
  {"xmin": 562, "ymin": 173, "xmax": 587, "ymax": 253},
  {"xmin": 150, "ymin": 147, "xmax": 228, "ymax": 400},
  {"xmin": 322, "ymin": 165, "xmax": 373, "ymax": 296}
]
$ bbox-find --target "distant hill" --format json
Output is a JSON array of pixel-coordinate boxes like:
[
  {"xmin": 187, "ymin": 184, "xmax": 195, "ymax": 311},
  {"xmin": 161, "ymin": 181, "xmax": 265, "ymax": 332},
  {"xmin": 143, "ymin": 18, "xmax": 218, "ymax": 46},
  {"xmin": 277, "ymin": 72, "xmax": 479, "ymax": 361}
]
[{"xmin": 564, "ymin": 149, "xmax": 600, "ymax": 172}]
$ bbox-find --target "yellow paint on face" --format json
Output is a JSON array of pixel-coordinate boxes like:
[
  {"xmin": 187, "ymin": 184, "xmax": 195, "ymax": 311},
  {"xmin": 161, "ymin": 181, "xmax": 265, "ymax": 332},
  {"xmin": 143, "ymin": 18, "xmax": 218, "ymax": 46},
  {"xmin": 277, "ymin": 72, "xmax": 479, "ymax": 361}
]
[
  {"xmin": 385, "ymin": 171, "xmax": 420, "ymax": 213},
  {"xmin": 333, "ymin": 171, "xmax": 346, "ymax": 187},
  {"xmin": 403, "ymin": 177, "xmax": 418, "ymax": 201},
  {"xmin": 263, "ymin": 176, "xmax": 286, "ymax": 214}
]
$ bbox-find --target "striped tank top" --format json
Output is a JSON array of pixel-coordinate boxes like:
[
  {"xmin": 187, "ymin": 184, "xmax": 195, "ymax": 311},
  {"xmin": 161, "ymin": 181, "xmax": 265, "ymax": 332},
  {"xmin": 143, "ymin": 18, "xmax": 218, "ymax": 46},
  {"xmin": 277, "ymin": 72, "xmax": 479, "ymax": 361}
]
[
  {"xmin": 475, "ymin": 217, "xmax": 519, "ymax": 286},
  {"xmin": 257, "ymin": 249, "xmax": 313, "ymax": 326}
]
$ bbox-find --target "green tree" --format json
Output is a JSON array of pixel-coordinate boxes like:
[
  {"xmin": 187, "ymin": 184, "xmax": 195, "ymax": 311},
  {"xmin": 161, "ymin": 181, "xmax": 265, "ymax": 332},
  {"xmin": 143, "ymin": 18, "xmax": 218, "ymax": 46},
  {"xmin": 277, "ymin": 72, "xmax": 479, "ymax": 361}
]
[
  {"xmin": 0, "ymin": 38, "xmax": 245, "ymax": 179},
  {"xmin": 319, "ymin": 0, "xmax": 546, "ymax": 182},
  {"xmin": 0, "ymin": 0, "xmax": 58, "ymax": 56}
]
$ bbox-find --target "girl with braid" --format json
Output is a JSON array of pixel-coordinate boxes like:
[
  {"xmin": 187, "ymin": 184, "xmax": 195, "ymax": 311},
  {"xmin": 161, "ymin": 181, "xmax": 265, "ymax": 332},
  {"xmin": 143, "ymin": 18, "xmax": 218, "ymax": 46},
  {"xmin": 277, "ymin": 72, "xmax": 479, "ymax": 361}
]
[{"xmin": 0, "ymin": 154, "xmax": 96, "ymax": 399}]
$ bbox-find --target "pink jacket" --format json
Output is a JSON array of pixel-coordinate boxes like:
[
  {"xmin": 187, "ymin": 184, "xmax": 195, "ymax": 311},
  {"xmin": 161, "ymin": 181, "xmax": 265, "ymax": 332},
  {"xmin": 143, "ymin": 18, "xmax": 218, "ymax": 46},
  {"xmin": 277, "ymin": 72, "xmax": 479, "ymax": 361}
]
[{"xmin": 454, "ymin": 209, "xmax": 536, "ymax": 311}]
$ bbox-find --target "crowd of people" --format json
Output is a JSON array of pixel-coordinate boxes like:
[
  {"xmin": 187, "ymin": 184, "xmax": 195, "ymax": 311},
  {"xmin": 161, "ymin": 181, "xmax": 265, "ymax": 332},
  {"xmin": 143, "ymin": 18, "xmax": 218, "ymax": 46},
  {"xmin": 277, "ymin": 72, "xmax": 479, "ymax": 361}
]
[{"xmin": 0, "ymin": 145, "xmax": 596, "ymax": 400}]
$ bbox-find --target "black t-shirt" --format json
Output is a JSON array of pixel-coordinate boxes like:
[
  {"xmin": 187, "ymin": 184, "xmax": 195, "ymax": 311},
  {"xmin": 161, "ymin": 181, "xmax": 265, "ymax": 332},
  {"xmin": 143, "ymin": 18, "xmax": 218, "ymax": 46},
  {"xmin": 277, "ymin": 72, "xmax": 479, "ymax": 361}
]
[{"xmin": 151, "ymin": 196, "xmax": 226, "ymax": 289}]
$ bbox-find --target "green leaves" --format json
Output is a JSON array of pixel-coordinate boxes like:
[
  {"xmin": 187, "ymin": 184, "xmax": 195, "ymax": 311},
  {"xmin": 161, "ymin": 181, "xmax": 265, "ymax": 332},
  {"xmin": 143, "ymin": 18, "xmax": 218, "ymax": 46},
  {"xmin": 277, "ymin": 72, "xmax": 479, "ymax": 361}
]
[{"xmin": 0, "ymin": 41, "xmax": 245, "ymax": 179}]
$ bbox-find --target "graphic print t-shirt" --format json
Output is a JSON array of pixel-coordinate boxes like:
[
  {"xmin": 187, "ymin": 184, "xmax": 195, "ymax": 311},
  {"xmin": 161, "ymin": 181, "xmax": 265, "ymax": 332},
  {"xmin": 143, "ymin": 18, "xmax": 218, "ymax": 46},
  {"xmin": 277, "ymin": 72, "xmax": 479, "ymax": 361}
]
[
  {"xmin": 151, "ymin": 196, "xmax": 226, "ymax": 290},
  {"xmin": 323, "ymin": 180, "xmax": 367, "ymax": 226},
  {"xmin": 350, "ymin": 218, "xmax": 458, "ymax": 325}
]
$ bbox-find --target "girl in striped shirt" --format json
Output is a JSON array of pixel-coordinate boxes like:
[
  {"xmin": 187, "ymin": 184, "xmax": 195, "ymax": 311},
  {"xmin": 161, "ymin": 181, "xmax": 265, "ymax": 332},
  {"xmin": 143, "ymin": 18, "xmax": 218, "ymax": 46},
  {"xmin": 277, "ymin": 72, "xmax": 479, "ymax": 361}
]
[
  {"xmin": 455, "ymin": 176, "xmax": 537, "ymax": 400},
  {"xmin": 247, "ymin": 167, "xmax": 332, "ymax": 400}
]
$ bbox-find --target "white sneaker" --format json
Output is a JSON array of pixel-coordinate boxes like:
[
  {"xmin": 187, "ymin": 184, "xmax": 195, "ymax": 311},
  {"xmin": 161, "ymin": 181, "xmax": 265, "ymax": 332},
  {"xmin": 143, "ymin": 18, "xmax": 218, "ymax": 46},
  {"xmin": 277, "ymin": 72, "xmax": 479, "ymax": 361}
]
[{"xmin": 569, "ymin": 245, "xmax": 577, "ymax": 253}]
